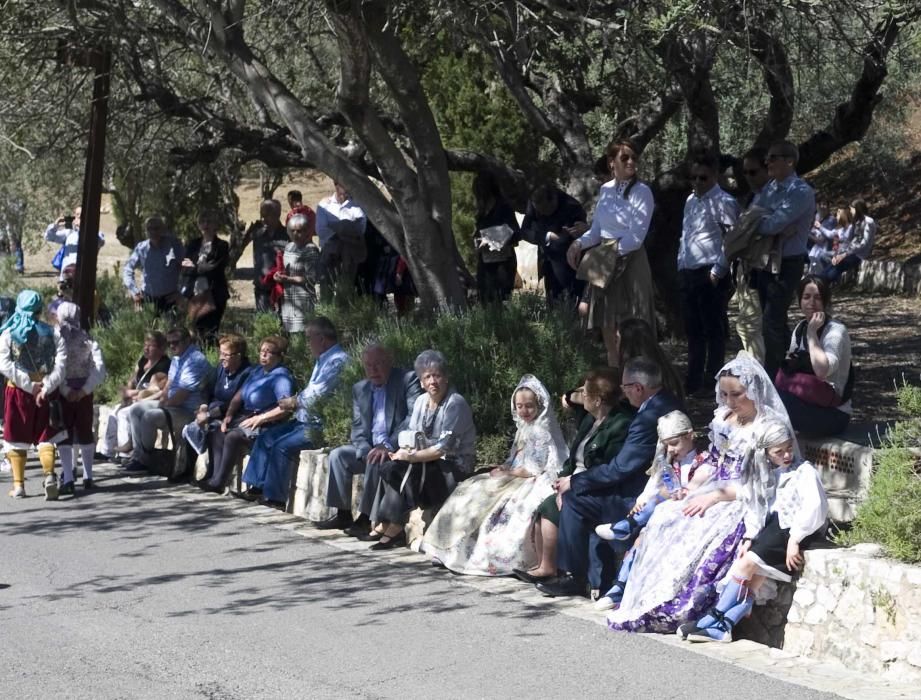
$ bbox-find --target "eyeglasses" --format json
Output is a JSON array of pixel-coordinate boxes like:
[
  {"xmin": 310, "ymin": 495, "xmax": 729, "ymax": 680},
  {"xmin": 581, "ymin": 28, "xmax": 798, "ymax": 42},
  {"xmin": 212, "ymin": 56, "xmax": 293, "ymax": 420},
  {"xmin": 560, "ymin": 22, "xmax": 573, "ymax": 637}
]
[
  {"xmin": 617, "ymin": 154, "xmax": 637, "ymax": 163},
  {"xmin": 620, "ymin": 382, "xmax": 641, "ymax": 390},
  {"xmin": 691, "ymin": 175, "xmax": 711, "ymax": 182}
]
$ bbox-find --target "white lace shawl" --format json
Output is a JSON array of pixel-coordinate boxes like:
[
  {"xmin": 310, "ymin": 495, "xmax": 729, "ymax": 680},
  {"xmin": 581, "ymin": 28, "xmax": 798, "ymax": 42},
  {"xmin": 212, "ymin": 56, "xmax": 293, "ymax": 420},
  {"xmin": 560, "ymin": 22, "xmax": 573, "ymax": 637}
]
[{"xmin": 505, "ymin": 374, "xmax": 568, "ymax": 478}]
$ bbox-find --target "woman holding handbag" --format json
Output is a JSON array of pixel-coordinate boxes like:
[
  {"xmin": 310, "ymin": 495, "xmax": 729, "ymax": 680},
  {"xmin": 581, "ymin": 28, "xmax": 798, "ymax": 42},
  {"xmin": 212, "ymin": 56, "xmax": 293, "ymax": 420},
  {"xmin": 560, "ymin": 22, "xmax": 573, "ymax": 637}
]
[
  {"xmin": 775, "ymin": 275, "xmax": 853, "ymax": 437},
  {"xmin": 566, "ymin": 139, "xmax": 657, "ymax": 368},
  {"xmin": 181, "ymin": 210, "xmax": 230, "ymax": 344}
]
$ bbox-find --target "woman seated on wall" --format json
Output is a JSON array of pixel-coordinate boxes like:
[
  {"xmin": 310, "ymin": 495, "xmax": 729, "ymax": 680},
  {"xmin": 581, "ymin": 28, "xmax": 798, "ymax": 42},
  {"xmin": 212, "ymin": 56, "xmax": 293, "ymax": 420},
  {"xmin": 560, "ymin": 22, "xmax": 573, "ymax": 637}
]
[
  {"xmin": 513, "ymin": 368, "xmax": 634, "ymax": 585},
  {"xmin": 194, "ymin": 335, "xmax": 296, "ymax": 493},
  {"xmin": 99, "ymin": 331, "xmax": 170, "ymax": 461},
  {"xmin": 422, "ymin": 374, "xmax": 568, "ymax": 576},
  {"xmin": 774, "ymin": 275, "xmax": 853, "ymax": 438},
  {"xmin": 364, "ymin": 350, "xmax": 477, "ymax": 551}
]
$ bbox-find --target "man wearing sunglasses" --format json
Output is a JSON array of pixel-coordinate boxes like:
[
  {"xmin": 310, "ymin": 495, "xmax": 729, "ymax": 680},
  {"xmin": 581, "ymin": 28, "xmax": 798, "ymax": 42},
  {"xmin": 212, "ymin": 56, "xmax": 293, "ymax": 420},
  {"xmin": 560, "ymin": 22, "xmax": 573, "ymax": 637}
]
[
  {"xmin": 677, "ymin": 153, "xmax": 740, "ymax": 395},
  {"xmin": 755, "ymin": 141, "xmax": 816, "ymax": 377}
]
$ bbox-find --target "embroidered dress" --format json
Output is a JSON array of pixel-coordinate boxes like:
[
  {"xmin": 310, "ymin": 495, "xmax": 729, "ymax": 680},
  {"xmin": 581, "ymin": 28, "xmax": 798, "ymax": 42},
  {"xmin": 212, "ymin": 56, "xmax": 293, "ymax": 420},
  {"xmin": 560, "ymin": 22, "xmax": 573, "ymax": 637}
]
[
  {"xmin": 607, "ymin": 353, "xmax": 794, "ymax": 633},
  {"xmin": 423, "ymin": 375, "xmax": 567, "ymax": 575},
  {"xmin": 280, "ymin": 241, "xmax": 319, "ymax": 333}
]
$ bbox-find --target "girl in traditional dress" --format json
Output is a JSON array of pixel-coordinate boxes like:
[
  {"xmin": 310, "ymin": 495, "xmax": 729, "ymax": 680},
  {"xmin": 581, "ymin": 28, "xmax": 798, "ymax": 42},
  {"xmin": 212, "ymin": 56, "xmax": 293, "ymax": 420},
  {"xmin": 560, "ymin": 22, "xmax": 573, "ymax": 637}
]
[
  {"xmin": 0, "ymin": 290, "xmax": 67, "ymax": 499},
  {"xmin": 680, "ymin": 419, "xmax": 828, "ymax": 642},
  {"xmin": 423, "ymin": 375, "xmax": 568, "ymax": 575},
  {"xmin": 606, "ymin": 352, "xmax": 791, "ymax": 633},
  {"xmin": 54, "ymin": 302, "xmax": 106, "ymax": 493}
]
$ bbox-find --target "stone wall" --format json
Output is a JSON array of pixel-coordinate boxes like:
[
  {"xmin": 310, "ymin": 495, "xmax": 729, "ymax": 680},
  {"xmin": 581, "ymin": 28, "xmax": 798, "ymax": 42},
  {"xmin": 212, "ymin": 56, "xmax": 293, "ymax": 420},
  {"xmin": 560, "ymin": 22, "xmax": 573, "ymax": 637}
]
[{"xmin": 783, "ymin": 543, "xmax": 921, "ymax": 683}]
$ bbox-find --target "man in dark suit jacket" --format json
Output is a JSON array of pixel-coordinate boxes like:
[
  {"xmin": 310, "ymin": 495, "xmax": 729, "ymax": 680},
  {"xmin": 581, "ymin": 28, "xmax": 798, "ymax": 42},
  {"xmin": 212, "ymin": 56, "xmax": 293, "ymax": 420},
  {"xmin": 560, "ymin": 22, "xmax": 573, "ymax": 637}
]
[
  {"xmin": 519, "ymin": 184, "xmax": 587, "ymax": 305},
  {"xmin": 316, "ymin": 344, "xmax": 421, "ymax": 532},
  {"xmin": 537, "ymin": 357, "xmax": 683, "ymax": 597}
]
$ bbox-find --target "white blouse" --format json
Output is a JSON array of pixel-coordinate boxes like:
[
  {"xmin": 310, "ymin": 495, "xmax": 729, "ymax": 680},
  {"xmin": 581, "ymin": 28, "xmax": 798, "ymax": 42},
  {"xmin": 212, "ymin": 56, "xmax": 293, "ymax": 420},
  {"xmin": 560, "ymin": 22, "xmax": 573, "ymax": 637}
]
[
  {"xmin": 577, "ymin": 179, "xmax": 654, "ymax": 254},
  {"xmin": 771, "ymin": 460, "xmax": 828, "ymax": 543}
]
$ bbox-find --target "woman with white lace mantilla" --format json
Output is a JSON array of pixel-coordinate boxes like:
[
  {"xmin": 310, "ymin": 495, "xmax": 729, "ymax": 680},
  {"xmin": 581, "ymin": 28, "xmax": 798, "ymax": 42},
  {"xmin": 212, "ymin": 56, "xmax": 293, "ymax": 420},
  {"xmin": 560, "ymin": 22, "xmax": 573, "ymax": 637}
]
[{"xmin": 423, "ymin": 375, "xmax": 568, "ymax": 576}]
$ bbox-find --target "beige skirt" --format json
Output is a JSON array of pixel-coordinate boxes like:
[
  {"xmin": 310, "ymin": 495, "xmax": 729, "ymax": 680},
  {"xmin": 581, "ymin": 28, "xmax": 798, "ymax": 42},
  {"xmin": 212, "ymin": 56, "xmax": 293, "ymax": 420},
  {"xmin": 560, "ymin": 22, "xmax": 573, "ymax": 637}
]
[{"xmin": 585, "ymin": 246, "xmax": 656, "ymax": 333}]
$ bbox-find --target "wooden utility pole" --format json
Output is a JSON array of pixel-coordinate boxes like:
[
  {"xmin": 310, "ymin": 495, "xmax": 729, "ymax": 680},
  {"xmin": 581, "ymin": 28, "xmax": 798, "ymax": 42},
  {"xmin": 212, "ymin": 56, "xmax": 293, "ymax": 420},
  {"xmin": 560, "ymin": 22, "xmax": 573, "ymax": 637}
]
[{"xmin": 57, "ymin": 42, "xmax": 112, "ymax": 329}]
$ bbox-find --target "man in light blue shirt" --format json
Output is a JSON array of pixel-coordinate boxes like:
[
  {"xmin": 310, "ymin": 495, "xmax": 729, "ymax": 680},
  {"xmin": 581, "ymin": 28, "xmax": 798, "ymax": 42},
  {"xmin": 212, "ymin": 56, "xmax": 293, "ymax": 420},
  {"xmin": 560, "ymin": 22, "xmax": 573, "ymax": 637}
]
[
  {"xmin": 122, "ymin": 215, "xmax": 184, "ymax": 314},
  {"xmin": 678, "ymin": 153, "xmax": 740, "ymax": 394},
  {"xmin": 242, "ymin": 317, "xmax": 350, "ymax": 508},
  {"xmin": 124, "ymin": 326, "xmax": 212, "ymax": 472},
  {"xmin": 754, "ymin": 140, "xmax": 816, "ymax": 377}
]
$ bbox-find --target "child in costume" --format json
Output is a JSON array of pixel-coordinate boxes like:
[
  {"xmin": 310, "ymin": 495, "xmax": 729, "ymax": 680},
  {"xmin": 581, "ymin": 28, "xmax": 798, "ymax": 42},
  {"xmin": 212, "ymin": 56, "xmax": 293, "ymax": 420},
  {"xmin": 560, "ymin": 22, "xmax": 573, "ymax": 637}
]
[
  {"xmin": 596, "ymin": 410, "xmax": 709, "ymax": 542},
  {"xmin": 679, "ymin": 419, "xmax": 828, "ymax": 642},
  {"xmin": 0, "ymin": 290, "xmax": 67, "ymax": 499},
  {"xmin": 593, "ymin": 410, "xmax": 712, "ymax": 611},
  {"xmin": 54, "ymin": 302, "xmax": 106, "ymax": 493}
]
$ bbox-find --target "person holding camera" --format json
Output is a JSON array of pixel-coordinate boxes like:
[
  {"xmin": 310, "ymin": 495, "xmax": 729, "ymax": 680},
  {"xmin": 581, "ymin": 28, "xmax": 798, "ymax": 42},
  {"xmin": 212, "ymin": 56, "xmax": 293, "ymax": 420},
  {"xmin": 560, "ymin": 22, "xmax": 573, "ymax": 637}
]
[
  {"xmin": 774, "ymin": 275, "xmax": 853, "ymax": 437},
  {"xmin": 44, "ymin": 207, "xmax": 105, "ymax": 279}
]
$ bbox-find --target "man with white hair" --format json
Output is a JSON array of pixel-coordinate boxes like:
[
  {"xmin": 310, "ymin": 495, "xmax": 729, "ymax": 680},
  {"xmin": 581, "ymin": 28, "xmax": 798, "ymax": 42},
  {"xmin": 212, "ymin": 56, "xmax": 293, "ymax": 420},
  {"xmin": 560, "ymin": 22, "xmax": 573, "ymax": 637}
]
[{"xmin": 317, "ymin": 344, "xmax": 421, "ymax": 534}]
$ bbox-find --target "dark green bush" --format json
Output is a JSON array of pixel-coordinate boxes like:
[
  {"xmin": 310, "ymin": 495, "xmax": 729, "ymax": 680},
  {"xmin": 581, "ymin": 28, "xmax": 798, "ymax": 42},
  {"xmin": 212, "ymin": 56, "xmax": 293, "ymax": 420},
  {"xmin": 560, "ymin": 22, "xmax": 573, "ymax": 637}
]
[
  {"xmin": 838, "ymin": 383, "xmax": 921, "ymax": 563},
  {"xmin": 91, "ymin": 293, "xmax": 598, "ymax": 465}
]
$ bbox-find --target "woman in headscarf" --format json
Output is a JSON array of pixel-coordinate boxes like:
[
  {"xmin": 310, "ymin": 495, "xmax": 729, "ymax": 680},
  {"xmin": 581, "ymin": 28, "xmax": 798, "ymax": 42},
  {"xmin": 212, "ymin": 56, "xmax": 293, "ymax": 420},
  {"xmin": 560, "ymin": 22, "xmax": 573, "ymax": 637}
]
[
  {"xmin": 54, "ymin": 301, "xmax": 106, "ymax": 493},
  {"xmin": 0, "ymin": 290, "xmax": 67, "ymax": 499},
  {"xmin": 606, "ymin": 352, "xmax": 795, "ymax": 634},
  {"xmin": 423, "ymin": 375, "xmax": 568, "ymax": 576}
]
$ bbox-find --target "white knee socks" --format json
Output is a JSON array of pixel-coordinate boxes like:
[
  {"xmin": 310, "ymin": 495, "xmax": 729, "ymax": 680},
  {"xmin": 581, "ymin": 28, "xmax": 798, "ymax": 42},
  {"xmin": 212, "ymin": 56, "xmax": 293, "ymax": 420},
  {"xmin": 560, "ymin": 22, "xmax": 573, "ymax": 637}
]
[
  {"xmin": 80, "ymin": 444, "xmax": 95, "ymax": 481},
  {"xmin": 59, "ymin": 445, "xmax": 75, "ymax": 484}
]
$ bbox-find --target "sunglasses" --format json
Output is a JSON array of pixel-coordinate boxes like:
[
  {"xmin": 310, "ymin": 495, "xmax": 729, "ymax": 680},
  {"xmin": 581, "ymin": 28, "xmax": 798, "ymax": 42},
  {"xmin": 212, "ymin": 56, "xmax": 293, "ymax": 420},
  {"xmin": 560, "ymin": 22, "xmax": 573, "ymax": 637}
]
[
  {"xmin": 744, "ymin": 169, "xmax": 761, "ymax": 176},
  {"xmin": 766, "ymin": 153, "xmax": 790, "ymax": 162},
  {"xmin": 691, "ymin": 175, "xmax": 711, "ymax": 182}
]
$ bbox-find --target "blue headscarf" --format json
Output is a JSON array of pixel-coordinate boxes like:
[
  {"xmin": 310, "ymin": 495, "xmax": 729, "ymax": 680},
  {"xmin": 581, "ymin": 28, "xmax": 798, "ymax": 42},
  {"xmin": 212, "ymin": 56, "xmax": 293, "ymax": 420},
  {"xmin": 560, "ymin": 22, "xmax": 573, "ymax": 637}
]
[{"xmin": 0, "ymin": 290, "xmax": 52, "ymax": 344}]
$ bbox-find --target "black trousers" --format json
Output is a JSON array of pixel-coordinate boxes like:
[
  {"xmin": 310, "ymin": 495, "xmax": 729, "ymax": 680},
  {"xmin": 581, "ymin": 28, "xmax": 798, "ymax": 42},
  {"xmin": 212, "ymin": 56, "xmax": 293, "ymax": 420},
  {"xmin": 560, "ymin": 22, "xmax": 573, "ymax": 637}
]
[
  {"xmin": 756, "ymin": 255, "xmax": 806, "ymax": 379},
  {"xmin": 679, "ymin": 267, "xmax": 731, "ymax": 393}
]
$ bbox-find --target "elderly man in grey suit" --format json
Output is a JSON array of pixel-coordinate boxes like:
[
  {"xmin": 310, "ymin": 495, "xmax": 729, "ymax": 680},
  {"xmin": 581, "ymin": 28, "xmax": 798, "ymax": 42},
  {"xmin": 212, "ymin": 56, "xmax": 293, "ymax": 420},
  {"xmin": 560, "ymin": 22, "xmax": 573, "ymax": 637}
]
[{"xmin": 315, "ymin": 344, "xmax": 421, "ymax": 534}]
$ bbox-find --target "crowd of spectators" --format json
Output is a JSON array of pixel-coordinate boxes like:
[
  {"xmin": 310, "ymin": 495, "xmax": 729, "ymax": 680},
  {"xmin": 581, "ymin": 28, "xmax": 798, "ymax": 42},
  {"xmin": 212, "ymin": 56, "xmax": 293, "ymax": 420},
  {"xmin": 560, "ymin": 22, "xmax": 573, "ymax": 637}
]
[{"xmin": 0, "ymin": 137, "xmax": 874, "ymax": 644}]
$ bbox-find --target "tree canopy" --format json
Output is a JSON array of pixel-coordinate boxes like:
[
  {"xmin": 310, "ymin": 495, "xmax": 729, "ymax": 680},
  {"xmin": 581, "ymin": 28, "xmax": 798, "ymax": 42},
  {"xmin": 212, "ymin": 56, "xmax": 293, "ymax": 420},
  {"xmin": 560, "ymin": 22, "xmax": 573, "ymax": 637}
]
[{"xmin": 2, "ymin": 1, "xmax": 919, "ymax": 309}]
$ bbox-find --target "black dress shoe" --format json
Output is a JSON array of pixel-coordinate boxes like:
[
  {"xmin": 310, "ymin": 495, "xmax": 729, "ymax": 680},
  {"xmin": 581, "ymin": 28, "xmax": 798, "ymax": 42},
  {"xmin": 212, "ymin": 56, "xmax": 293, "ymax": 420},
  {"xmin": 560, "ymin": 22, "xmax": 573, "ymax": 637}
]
[
  {"xmin": 314, "ymin": 510, "xmax": 354, "ymax": 530},
  {"xmin": 370, "ymin": 530, "xmax": 406, "ymax": 550},
  {"xmin": 232, "ymin": 489, "xmax": 261, "ymax": 502},
  {"xmin": 512, "ymin": 568, "xmax": 553, "ymax": 584},
  {"xmin": 535, "ymin": 575, "xmax": 588, "ymax": 598},
  {"xmin": 356, "ymin": 531, "xmax": 383, "ymax": 542},
  {"xmin": 260, "ymin": 498, "xmax": 286, "ymax": 511},
  {"xmin": 342, "ymin": 514, "xmax": 371, "ymax": 537}
]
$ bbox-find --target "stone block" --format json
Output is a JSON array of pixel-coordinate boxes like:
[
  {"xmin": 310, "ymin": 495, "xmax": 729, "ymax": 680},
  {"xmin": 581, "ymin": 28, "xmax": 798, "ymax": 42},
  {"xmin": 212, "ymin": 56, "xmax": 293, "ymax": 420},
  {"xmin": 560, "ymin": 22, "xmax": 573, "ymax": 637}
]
[
  {"xmin": 291, "ymin": 449, "xmax": 335, "ymax": 522},
  {"xmin": 854, "ymin": 543, "xmax": 885, "ymax": 558},
  {"xmin": 908, "ymin": 649, "xmax": 921, "ymax": 668},
  {"xmin": 783, "ymin": 627, "xmax": 815, "ymax": 656},
  {"xmin": 880, "ymin": 641, "xmax": 908, "ymax": 662},
  {"xmin": 859, "ymin": 626, "xmax": 879, "ymax": 648},
  {"xmin": 816, "ymin": 584, "xmax": 840, "ymax": 610},
  {"xmin": 804, "ymin": 604, "xmax": 828, "ymax": 625},
  {"xmin": 793, "ymin": 587, "xmax": 815, "ymax": 607}
]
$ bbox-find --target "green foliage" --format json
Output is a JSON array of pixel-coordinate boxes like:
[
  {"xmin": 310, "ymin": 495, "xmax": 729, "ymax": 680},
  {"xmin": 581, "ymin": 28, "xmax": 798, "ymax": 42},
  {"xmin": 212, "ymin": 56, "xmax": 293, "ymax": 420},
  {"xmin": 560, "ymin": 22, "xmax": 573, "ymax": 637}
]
[
  {"xmin": 838, "ymin": 383, "xmax": 921, "ymax": 563},
  {"xmin": 93, "ymin": 304, "xmax": 163, "ymax": 403}
]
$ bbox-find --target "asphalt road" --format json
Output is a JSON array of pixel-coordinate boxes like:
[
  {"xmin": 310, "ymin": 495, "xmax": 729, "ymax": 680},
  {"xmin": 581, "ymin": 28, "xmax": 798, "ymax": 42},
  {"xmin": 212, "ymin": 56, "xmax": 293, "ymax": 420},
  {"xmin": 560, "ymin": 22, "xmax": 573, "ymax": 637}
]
[{"xmin": 0, "ymin": 467, "xmax": 839, "ymax": 700}]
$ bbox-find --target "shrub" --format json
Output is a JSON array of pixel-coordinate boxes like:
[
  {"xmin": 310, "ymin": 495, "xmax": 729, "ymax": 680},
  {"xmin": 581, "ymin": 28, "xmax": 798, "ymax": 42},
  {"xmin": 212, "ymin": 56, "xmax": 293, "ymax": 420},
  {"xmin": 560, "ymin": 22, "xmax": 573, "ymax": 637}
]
[{"xmin": 838, "ymin": 382, "xmax": 921, "ymax": 563}]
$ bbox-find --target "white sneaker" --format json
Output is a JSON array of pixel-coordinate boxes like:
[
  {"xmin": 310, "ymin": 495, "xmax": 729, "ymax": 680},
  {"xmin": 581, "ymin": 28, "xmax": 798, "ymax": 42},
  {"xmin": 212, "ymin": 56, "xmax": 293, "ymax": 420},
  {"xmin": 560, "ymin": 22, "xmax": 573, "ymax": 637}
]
[
  {"xmin": 594, "ymin": 595, "xmax": 616, "ymax": 611},
  {"xmin": 8, "ymin": 484, "xmax": 25, "ymax": 498},
  {"xmin": 44, "ymin": 474, "xmax": 59, "ymax": 501},
  {"xmin": 594, "ymin": 523, "xmax": 616, "ymax": 541}
]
